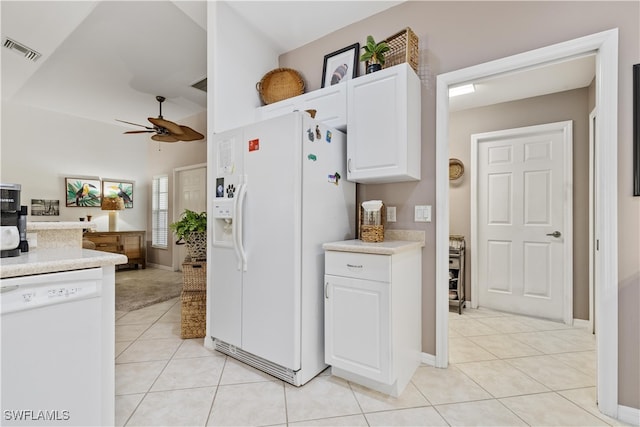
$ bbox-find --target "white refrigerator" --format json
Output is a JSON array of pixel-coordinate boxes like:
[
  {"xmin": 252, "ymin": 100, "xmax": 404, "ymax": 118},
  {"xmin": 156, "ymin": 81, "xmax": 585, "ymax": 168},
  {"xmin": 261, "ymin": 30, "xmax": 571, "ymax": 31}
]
[{"xmin": 208, "ymin": 112, "xmax": 355, "ymax": 386}]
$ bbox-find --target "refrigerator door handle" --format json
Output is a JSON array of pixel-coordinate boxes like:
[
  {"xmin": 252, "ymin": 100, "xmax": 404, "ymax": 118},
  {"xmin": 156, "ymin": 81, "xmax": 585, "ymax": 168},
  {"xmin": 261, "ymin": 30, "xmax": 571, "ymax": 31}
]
[{"xmin": 236, "ymin": 182, "xmax": 248, "ymax": 271}]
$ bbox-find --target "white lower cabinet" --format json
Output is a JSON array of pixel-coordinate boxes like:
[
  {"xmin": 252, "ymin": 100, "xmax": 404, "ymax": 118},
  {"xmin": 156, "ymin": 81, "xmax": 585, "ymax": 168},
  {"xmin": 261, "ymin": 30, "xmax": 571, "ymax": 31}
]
[
  {"xmin": 324, "ymin": 247, "xmax": 421, "ymax": 396},
  {"xmin": 325, "ymin": 273, "xmax": 392, "ymax": 384}
]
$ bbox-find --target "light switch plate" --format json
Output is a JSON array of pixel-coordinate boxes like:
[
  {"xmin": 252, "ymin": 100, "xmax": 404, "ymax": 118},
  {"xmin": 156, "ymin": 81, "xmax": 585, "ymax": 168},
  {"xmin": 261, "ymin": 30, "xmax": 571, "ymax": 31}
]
[
  {"xmin": 414, "ymin": 205, "xmax": 432, "ymax": 222},
  {"xmin": 387, "ymin": 206, "xmax": 396, "ymax": 222}
]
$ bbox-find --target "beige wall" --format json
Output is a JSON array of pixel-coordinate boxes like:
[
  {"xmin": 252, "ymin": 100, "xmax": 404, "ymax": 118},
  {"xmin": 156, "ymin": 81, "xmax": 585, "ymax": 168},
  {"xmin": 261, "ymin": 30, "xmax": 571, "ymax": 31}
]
[
  {"xmin": 278, "ymin": 1, "xmax": 639, "ymax": 408},
  {"xmin": 1, "ymin": 103, "xmax": 149, "ymax": 231},
  {"xmin": 449, "ymin": 88, "xmax": 591, "ymax": 319}
]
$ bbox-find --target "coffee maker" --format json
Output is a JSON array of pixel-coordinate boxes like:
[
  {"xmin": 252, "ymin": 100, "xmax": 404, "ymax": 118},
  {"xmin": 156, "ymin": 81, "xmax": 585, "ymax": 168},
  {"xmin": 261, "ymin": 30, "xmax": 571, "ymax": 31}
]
[{"xmin": 1, "ymin": 183, "xmax": 27, "ymax": 258}]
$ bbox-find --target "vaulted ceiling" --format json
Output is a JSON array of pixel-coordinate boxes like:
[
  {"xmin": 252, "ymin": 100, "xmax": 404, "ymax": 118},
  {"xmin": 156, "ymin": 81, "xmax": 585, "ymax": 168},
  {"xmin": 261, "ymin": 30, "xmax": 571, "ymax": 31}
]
[
  {"xmin": 1, "ymin": 1, "xmax": 400, "ymax": 129},
  {"xmin": 1, "ymin": 0, "xmax": 593, "ymax": 129}
]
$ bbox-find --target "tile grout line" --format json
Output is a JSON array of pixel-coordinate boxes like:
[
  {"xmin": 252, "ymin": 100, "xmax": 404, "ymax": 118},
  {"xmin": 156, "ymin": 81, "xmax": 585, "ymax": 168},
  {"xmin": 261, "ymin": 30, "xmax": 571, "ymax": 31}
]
[
  {"xmin": 120, "ymin": 299, "xmax": 182, "ymax": 426},
  {"xmin": 203, "ymin": 354, "xmax": 228, "ymax": 426}
]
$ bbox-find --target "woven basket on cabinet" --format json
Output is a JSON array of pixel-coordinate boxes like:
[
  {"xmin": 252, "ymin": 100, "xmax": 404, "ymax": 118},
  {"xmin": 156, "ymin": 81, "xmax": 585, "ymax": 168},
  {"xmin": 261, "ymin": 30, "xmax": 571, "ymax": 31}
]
[
  {"xmin": 370, "ymin": 27, "xmax": 419, "ymax": 73},
  {"xmin": 256, "ymin": 68, "xmax": 305, "ymax": 105}
]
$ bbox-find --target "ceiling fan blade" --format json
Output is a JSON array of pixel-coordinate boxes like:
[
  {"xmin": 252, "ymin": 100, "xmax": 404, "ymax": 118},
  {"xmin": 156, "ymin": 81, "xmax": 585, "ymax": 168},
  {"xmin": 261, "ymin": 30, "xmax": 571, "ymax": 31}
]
[
  {"xmin": 116, "ymin": 119, "xmax": 153, "ymax": 130},
  {"xmin": 175, "ymin": 126, "xmax": 205, "ymax": 141},
  {"xmin": 124, "ymin": 130, "xmax": 155, "ymax": 134},
  {"xmin": 148, "ymin": 117, "xmax": 183, "ymax": 135},
  {"xmin": 151, "ymin": 134, "xmax": 179, "ymax": 143}
]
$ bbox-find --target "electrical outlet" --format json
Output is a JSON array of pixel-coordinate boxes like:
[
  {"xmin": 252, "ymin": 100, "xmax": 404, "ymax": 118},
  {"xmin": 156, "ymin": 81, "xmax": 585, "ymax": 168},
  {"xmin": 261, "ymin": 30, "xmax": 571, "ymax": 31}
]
[
  {"xmin": 387, "ymin": 206, "xmax": 397, "ymax": 222},
  {"xmin": 414, "ymin": 205, "xmax": 432, "ymax": 222}
]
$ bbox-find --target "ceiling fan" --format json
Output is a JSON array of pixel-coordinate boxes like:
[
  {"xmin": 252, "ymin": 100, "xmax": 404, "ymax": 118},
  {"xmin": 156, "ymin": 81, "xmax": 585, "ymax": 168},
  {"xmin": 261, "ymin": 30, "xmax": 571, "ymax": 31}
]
[{"xmin": 116, "ymin": 96, "xmax": 204, "ymax": 142}]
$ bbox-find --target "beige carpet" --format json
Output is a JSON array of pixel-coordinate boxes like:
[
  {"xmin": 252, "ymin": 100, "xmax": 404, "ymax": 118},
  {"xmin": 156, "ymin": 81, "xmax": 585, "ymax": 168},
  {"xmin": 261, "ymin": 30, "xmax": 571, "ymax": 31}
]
[{"xmin": 115, "ymin": 267, "xmax": 183, "ymax": 312}]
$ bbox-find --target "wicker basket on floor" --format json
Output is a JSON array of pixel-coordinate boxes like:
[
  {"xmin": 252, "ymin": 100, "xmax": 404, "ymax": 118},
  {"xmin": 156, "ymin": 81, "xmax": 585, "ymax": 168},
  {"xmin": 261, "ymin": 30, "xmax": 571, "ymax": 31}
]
[
  {"xmin": 182, "ymin": 261, "xmax": 206, "ymax": 291},
  {"xmin": 180, "ymin": 290, "xmax": 206, "ymax": 339}
]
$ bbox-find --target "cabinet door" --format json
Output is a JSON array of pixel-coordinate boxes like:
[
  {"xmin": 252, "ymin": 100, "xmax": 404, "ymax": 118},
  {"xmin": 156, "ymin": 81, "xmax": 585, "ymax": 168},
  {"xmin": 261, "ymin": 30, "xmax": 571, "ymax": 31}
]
[
  {"xmin": 346, "ymin": 63, "xmax": 420, "ymax": 183},
  {"xmin": 325, "ymin": 274, "xmax": 392, "ymax": 384},
  {"xmin": 255, "ymin": 84, "xmax": 347, "ymax": 130},
  {"xmin": 298, "ymin": 84, "xmax": 347, "ymax": 130},
  {"xmin": 122, "ymin": 234, "xmax": 141, "ymax": 258}
]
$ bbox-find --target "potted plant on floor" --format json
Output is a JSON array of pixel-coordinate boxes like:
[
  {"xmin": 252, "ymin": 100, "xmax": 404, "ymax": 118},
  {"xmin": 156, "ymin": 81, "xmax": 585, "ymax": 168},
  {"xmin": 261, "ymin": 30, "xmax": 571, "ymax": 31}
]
[
  {"xmin": 360, "ymin": 35, "xmax": 390, "ymax": 74},
  {"xmin": 170, "ymin": 209, "xmax": 207, "ymax": 261}
]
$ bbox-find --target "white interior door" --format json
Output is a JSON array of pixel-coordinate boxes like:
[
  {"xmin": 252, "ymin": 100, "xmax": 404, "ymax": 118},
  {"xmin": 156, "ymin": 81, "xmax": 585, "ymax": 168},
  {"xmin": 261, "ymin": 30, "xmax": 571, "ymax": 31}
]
[
  {"xmin": 175, "ymin": 165, "xmax": 207, "ymax": 269},
  {"xmin": 472, "ymin": 121, "xmax": 573, "ymax": 322}
]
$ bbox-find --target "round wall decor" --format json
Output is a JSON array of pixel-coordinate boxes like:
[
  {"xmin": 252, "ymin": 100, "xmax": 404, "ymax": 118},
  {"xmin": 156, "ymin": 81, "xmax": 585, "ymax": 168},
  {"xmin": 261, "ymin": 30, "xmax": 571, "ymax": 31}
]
[{"xmin": 449, "ymin": 158, "xmax": 465, "ymax": 180}]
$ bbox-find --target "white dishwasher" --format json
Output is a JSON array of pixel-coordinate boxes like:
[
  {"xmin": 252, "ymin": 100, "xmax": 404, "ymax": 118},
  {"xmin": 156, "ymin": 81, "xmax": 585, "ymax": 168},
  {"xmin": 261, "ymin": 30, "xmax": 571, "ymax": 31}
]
[{"xmin": 1, "ymin": 268, "xmax": 103, "ymax": 426}]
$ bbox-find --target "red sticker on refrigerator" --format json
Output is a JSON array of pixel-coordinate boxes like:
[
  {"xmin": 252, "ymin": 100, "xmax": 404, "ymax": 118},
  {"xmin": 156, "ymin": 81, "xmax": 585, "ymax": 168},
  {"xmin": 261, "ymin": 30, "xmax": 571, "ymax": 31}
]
[{"xmin": 248, "ymin": 139, "xmax": 260, "ymax": 152}]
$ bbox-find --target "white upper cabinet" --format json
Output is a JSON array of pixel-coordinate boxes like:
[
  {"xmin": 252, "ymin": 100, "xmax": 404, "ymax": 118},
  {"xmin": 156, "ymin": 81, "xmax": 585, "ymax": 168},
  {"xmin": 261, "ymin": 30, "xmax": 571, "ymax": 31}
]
[
  {"xmin": 347, "ymin": 63, "xmax": 421, "ymax": 183},
  {"xmin": 256, "ymin": 63, "xmax": 422, "ymax": 184},
  {"xmin": 256, "ymin": 83, "xmax": 347, "ymax": 131}
]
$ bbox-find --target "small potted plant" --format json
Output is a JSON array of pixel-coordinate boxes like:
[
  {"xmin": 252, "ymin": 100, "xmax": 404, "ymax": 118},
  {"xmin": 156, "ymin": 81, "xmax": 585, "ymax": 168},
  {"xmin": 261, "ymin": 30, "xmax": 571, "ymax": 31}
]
[
  {"xmin": 170, "ymin": 209, "xmax": 207, "ymax": 260},
  {"xmin": 360, "ymin": 35, "xmax": 390, "ymax": 74}
]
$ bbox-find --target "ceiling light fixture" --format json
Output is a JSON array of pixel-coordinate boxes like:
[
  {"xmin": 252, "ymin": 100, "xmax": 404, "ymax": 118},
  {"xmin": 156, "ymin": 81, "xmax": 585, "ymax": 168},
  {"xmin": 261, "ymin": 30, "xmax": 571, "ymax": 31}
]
[
  {"xmin": 449, "ymin": 84, "xmax": 475, "ymax": 97},
  {"xmin": 3, "ymin": 37, "xmax": 41, "ymax": 62}
]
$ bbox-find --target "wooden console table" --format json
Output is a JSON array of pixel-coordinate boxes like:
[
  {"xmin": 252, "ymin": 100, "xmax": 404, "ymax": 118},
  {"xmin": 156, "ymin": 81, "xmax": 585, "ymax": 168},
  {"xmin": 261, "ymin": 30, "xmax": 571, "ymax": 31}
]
[{"xmin": 84, "ymin": 231, "xmax": 146, "ymax": 269}]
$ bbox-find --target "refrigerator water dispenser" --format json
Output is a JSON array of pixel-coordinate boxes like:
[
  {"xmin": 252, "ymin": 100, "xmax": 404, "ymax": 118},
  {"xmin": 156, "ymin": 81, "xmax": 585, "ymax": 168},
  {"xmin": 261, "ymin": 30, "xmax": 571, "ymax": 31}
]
[{"xmin": 212, "ymin": 199, "xmax": 234, "ymax": 246}]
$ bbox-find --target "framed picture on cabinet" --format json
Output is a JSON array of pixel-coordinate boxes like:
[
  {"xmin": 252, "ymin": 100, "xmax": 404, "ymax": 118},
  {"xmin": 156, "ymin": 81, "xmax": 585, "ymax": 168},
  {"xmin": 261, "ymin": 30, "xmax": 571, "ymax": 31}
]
[
  {"xmin": 65, "ymin": 177, "xmax": 101, "ymax": 207},
  {"xmin": 102, "ymin": 179, "xmax": 134, "ymax": 208},
  {"xmin": 321, "ymin": 43, "xmax": 359, "ymax": 88}
]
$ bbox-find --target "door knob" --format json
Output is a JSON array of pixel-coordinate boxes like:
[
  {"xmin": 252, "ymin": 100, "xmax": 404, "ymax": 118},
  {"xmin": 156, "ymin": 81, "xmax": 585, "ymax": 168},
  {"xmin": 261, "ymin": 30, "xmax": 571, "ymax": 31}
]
[{"xmin": 546, "ymin": 231, "xmax": 562, "ymax": 238}]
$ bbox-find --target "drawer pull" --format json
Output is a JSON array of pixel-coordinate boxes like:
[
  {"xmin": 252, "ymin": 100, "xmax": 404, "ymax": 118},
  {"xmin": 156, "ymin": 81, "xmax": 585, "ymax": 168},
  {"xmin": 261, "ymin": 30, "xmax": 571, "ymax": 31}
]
[{"xmin": 346, "ymin": 264, "xmax": 363, "ymax": 269}]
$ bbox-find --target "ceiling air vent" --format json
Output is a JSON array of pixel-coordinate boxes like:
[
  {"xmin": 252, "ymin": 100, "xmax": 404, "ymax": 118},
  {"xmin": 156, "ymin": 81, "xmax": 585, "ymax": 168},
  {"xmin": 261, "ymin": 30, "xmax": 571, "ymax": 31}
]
[
  {"xmin": 191, "ymin": 77, "xmax": 207, "ymax": 92},
  {"xmin": 3, "ymin": 37, "xmax": 41, "ymax": 62}
]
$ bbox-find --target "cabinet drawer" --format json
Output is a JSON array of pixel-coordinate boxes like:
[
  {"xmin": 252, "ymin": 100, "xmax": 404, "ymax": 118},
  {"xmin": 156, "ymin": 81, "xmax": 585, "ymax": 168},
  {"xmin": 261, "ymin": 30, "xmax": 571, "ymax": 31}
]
[
  {"xmin": 93, "ymin": 243, "xmax": 119, "ymax": 253},
  {"xmin": 325, "ymin": 251, "xmax": 391, "ymax": 282},
  {"xmin": 86, "ymin": 234, "xmax": 120, "ymax": 244},
  {"xmin": 449, "ymin": 258, "xmax": 460, "ymax": 269}
]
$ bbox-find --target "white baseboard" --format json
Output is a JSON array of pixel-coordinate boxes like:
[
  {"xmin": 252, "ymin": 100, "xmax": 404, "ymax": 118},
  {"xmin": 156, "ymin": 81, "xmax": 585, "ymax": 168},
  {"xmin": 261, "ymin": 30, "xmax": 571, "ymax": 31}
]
[
  {"xmin": 145, "ymin": 263, "xmax": 175, "ymax": 271},
  {"xmin": 618, "ymin": 404, "xmax": 640, "ymax": 426},
  {"xmin": 420, "ymin": 352, "xmax": 435, "ymax": 366},
  {"xmin": 573, "ymin": 318, "xmax": 590, "ymax": 328}
]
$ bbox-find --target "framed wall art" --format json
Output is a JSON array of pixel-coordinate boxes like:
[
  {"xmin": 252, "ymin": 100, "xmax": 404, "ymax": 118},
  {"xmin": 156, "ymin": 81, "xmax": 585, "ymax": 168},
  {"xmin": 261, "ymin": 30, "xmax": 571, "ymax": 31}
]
[
  {"xmin": 633, "ymin": 63, "xmax": 639, "ymax": 196},
  {"xmin": 65, "ymin": 177, "xmax": 101, "ymax": 207},
  {"xmin": 321, "ymin": 43, "xmax": 359, "ymax": 88},
  {"xmin": 31, "ymin": 199, "xmax": 60, "ymax": 216},
  {"xmin": 102, "ymin": 179, "xmax": 134, "ymax": 208}
]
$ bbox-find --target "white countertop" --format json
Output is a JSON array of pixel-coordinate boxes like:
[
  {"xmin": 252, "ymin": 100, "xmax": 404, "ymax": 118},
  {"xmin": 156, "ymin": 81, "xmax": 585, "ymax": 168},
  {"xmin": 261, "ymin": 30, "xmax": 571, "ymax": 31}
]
[
  {"xmin": 27, "ymin": 221, "xmax": 95, "ymax": 231},
  {"xmin": 323, "ymin": 239, "xmax": 423, "ymax": 255},
  {"xmin": 0, "ymin": 248, "xmax": 127, "ymax": 279}
]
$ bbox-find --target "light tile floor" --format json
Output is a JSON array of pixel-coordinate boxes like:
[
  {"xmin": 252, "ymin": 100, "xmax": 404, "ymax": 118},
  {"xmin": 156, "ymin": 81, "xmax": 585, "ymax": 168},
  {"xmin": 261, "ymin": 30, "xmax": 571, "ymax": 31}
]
[{"xmin": 115, "ymin": 299, "xmax": 629, "ymax": 426}]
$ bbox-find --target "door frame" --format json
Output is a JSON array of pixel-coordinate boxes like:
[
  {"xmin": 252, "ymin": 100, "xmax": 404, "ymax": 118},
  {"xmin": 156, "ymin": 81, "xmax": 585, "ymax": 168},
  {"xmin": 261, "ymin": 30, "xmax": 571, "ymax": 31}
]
[
  {"xmin": 435, "ymin": 29, "xmax": 618, "ymax": 417},
  {"xmin": 172, "ymin": 163, "xmax": 207, "ymax": 271},
  {"xmin": 470, "ymin": 121, "xmax": 574, "ymax": 324},
  {"xmin": 589, "ymin": 108, "xmax": 597, "ymax": 334}
]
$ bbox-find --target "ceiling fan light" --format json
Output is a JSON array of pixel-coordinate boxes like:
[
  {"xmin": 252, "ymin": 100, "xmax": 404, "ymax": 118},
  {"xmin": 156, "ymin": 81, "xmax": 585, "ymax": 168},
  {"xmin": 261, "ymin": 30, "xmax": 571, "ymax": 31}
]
[{"xmin": 152, "ymin": 134, "xmax": 179, "ymax": 143}]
